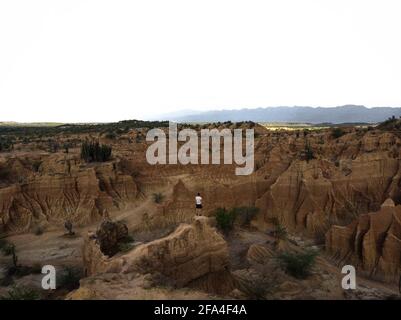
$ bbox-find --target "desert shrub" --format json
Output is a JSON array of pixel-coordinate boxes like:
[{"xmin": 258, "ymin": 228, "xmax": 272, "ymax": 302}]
[
  {"xmin": 241, "ymin": 277, "xmax": 277, "ymax": 300},
  {"xmin": 12, "ymin": 265, "xmax": 34, "ymax": 278},
  {"xmin": 215, "ymin": 208, "xmax": 237, "ymax": 234},
  {"xmin": 64, "ymin": 220, "xmax": 75, "ymax": 236},
  {"xmin": 331, "ymin": 127, "xmax": 345, "ymax": 139},
  {"xmin": 1, "ymin": 243, "xmax": 14, "ymax": 256},
  {"xmin": 0, "ymin": 137, "xmax": 14, "ymax": 152},
  {"xmin": 80, "ymin": 141, "xmax": 112, "ymax": 163},
  {"xmin": 121, "ymin": 234, "xmax": 135, "ymax": 243},
  {"xmin": 277, "ymin": 250, "xmax": 318, "ymax": 279},
  {"xmin": 0, "ymin": 239, "xmax": 9, "ymax": 250},
  {"xmin": 57, "ymin": 267, "xmax": 82, "ymax": 291},
  {"xmin": 0, "ymin": 166, "xmax": 10, "ymax": 180},
  {"xmin": 377, "ymin": 115, "xmax": 399, "ymax": 130},
  {"xmin": 105, "ymin": 131, "xmax": 117, "ymax": 140},
  {"xmin": 31, "ymin": 263, "xmax": 42, "ymax": 274},
  {"xmin": 0, "ymin": 273, "xmax": 14, "ymax": 287},
  {"xmin": 304, "ymin": 143, "xmax": 315, "ymax": 162},
  {"xmin": 32, "ymin": 160, "xmax": 42, "ymax": 172},
  {"xmin": 232, "ymin": 206, "xmax": 259, "ymax": 226},
  {"xmin": 152, "ymin": 192, "xmax": 164, "ymax": 204},
  {"xmin": 272, "ymin": 224, "xmax": 288, "ymax": 240},
  {"xmin": 118, "ymin": 242, "xmax": 134, "ymax": 253},
  {"xmin": 116, "ymin": 232, "xmax": 135, "ymax": 253},
  {"xmin": 0, "ymin": 286, "xmax": 40, "ymax": 300}
]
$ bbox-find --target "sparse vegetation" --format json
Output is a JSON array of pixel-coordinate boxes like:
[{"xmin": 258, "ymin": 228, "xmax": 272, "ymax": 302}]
[
  {"xmin": 153, "ymin": 192, "xmax": 164, "ymax": 204},
  {"xmin": 1, "ymin": 243, "xmax": 15, "ymax": 256},
  {"xmin": 272, "ymin": 224, "xmax": 288, "ymax": 240},
  {"xmin": 32, "ymin": 160, "xmax": 42, "ymax": 172},
  {"xmin": 31, "ymin": 263, "xmax": 42, "ymax": 274},
  {"xmin": 118, "ymin": 242, "xmax": 134, "ymax": 253},
  {"xmin": 331, "ymin": 127, "xmax": 345, "ymax": 139},
  {"xmin": 105, "ymin": 131, "xmax": 117, "ymax": 140},
  {"xmin": 241, "ymin": 277, "xmax": 277, "ymax": 300},
  {"xmin": 116, "ymin": 232, "xmax": 135, "ymax": 253},
  {"xmin": 0, "ymin": 286, "xmax": 40, "ymax": 300},
  {"xmin": 122, "ymin": 234, "xmax": 135, "ymax": 243},
  {"xmin": 215, "ymin": 207, "xmax": 237, "ymax": 234},
  {"xmin": 277, "ymin": 250, "xmax": 318, "ymax": 279},
  {"xmin": 0, "ymin": 136, "xmax": 14, "ymax": 152},
  {"xmin": 268, "ymin": 217, "xmax": 288, "ymax": 240},
  {"xmin": 57, "ymin": 267, "xmax": 82, "ymax": 291},
  {"xmin": 0, "ymin": 238, "xmax": 9, "ymax": 251},
  {"xmin": 232, "ymin": 206, "xmax": 259, "ymax": 227},
  {"xmin": 81, "ymin": 141, "xmax": 112, "ymax": 163},
  {"xmin": 0, "ymin": 120, "xmax": 169, "ymax": 139},
  {"xmin": 304, "ymin": 142, "xmax": 315, "ymax": 162},
  {"xmin": 64, "ymin": 220, "xmax": 75, "ymax": 236}
]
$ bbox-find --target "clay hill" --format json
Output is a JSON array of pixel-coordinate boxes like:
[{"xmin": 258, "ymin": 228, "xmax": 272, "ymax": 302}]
[{"xmin": 1, "ymin": 117, "xmax": 401, "ymax": 300}]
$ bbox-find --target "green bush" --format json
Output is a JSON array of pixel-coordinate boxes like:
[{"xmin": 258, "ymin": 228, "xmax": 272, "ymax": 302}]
[
  {"xmin": 215, "ymin": 208, "xmax": 237, "ymax": 234},
  {"xmin": 121, "ymin": 234, "xmax": 135, "ymax": 243},
  {"xmin": 57, "ymin": 267, "xmax": 82, "ymax": 291},
  {"xmin": 105, "ymin": 131, "xmax": 117, "ymax": 140},
  {"xmin": 0, "ymin": 274, "xmax": 14, "ymax": 287},
  {"xmin": 277, "ymin": 250, "xmax": 318, "ymax": 279},
  {"xmin": 1, "ymin": 243, "xmax": 14, "ymax": 256},
  {"xmin": 152, "ymin": 192, "xmax": 164, "ymax": 204},
  {"xmin": 32, "ymin": 160, "xmax": 42, "ymax": 172},
  {"xmin": 118, "ymin": 242, "xmax": 134, "ymax": 253},
  {"xmin": 304, "ymin": 143, "xmax": 315, "ymax": 162},
  {"xmin": 331, "ymin": 127, "xmax": 345, "ymax": 139},
  {"xmin": 31, "ymin": 263, "xmax": 42, "ymax": 274},
  {"xmin": 232, "ymin": 206, "xmax": 259, "ymax": 226},
  {"xmin": 273, "ymin": 224, "xmax": 288, "ymax": 240},
  {"xmin": 0, "ymin": 239, "xmax": 9, "ymax": 250},
  {"xmin": 0, "ymin": 137, "xmax": 14, "ymax": 152},
  {"xmin": 81, "ymin": 141, "xmax": 112, "ymax": 163},
  {"xmin": 0, "ymin": 286, "xmax": 40, "ymax": 300}
]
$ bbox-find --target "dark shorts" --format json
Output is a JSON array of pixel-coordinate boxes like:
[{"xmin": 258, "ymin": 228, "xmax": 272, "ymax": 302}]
[{"xmin": 196, "ymin": 204, "xmax": 203, "ymax": 209}]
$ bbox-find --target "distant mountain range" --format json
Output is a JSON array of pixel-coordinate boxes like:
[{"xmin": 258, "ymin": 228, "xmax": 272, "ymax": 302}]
[{"xmin": 160, "ymin": 105, "xmax": 401, "ymax": 124}]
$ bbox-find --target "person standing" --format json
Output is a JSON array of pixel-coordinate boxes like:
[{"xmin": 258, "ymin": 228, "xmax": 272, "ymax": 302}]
[{"xmin": 195, "ymin": 193, "xmax": 203, "ymax": 216}]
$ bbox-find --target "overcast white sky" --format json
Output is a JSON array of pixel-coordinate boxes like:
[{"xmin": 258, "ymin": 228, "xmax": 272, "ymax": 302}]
[{"xmin": 1, "ymin": 0, "xmax": 401, "ymax": 123}]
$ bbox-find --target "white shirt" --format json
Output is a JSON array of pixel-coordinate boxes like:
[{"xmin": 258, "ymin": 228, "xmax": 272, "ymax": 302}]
[{"xmin": 195, "ymin": 196, "xmax": 202, "ymax": 205}]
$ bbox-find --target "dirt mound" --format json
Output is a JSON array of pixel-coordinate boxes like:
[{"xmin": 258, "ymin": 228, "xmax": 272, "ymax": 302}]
[{"xmin": 77, "ymin": 217, "xmax": 234, "ymax": 298}]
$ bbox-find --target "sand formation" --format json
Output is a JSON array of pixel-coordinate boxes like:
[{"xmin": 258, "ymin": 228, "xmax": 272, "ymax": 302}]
[{"xmin": 1, "ymin": 121, "xmax": 401, "ymax": 299}]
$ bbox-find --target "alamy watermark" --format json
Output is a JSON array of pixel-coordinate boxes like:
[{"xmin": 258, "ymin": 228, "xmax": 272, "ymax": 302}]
[
  {"xmin": 41, "ymin": 265, "xmax": 56, "ymax": 290},
  {"xmin": 341, "ymin": 265, "xmax": 356, "ymax": 290},
  {"xmin": 145, "ymin": 122, "xmax": 254, "ymax": 175}
]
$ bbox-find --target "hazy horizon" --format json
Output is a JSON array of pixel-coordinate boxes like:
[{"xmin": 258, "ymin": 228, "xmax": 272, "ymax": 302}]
[
  {"xmin": 1, "ymin": 1, "xmax": 401, "ymax": 122},
  {"xmin": 1, "ymin": 104, "xmax": 400, "ymax": 124}
]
